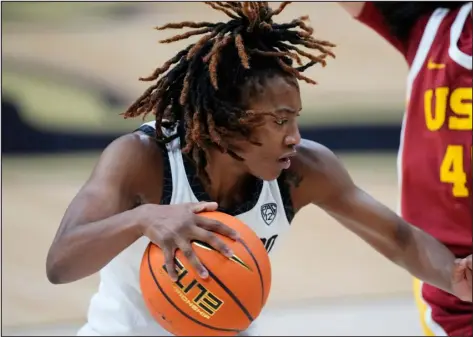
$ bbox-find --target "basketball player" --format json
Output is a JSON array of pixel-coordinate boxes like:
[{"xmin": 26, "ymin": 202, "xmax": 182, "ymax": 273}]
[
  {"xmin": 338, "ymin": 2, "xmax": 472, "ymax": 336},
  {"xmin": 46, "ymin": 3, "xmax": 472, "ymax": 336}
]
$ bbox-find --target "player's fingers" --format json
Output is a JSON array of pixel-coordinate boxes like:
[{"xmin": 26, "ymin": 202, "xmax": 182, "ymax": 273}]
[
  {"xmin": 162, "ymin": 244, "xmax": 178, "ymax": 282},
  {"xmin": 176, "ymin": 239, "xmax": 208, "ymax": 279},
  {"xmin": 147, "ymin": 229, "xmax": 178, "ymax": 281},
  {"xmin": 193, "ymin": 227, "xmax": 234, "ymax": 258},
  {"xmin": 188, "ymin": 201, "xmax": 219, "ymax": 213},
  {"xmin": 196, "ymin": 215, "xmax": 239, "ymax": 240}
]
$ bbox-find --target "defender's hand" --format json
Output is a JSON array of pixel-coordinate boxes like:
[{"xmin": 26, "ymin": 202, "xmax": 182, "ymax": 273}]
[{"xmin": 451, "ymin": 255, "xmax": 472, "ymax": 302}]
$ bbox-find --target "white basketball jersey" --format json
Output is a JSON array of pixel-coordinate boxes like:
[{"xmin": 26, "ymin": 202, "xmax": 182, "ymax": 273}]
[{"xmin": 78, "ymin": 121, "xmax": 293, "ymax": 336}]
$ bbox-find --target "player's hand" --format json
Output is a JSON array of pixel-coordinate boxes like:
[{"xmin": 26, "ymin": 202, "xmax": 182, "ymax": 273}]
[
  {"xmin": 451, "ymin": 255, "xmax": 472, "ymax": 302},
  {"xmin": 136, "ymin": 202, "xmax": 239, "ymax": 281}
]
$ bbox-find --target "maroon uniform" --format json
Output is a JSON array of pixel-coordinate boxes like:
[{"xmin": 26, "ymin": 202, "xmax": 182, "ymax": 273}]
[{"xmin": 357, "ymin": 3, "xmax": 472, "ymax": 336}]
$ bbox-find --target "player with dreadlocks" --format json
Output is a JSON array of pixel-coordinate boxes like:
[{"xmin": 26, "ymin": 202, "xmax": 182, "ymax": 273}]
[
  {"xmin": 339, "ymin": 2, "xmax": 472, "ymax": 336},
  {"xmin": 46, "ymin": 2, "xmax": 471, "ymax": 336},
  {"xmin": 123, "ymin": 1, "xmax": 333, "ymax": 185}
]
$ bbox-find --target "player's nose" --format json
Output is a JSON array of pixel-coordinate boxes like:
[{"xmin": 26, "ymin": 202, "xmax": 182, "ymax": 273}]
[{"xmin": 284, "ymin": 125, "xmax": 301, "ymax": 147}]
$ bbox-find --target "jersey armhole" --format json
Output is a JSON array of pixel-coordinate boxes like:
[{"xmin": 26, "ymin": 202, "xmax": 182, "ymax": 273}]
[
  {"xmin": 277, "ymin": 172, "xmax": 295, "ymax": 224},
  {"xmin": 134, "ymin": 125, "xmax": 173, "ymax": 205}
]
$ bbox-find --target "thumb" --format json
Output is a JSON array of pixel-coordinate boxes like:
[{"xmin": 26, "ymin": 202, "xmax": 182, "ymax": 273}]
[
  {"xmin": 452, "ymin": 258, "xmax": 467, "ymax": 283},
  {"xmin": 466, "ymin": 255, "xmax": 472, "ymax": 270},
  {"xmin": 189, "ymin": 201, "xmax": 218, "ymax": 213}
]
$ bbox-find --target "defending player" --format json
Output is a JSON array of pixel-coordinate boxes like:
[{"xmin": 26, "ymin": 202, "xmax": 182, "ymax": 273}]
[{"xmin": 339, "ymin": 2, "xmax": 472, "ymax": 336}]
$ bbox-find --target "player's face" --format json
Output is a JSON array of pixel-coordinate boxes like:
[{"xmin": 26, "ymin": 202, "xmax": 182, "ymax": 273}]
[{"xmin": 231, "ymin": 74, "xmax": 302, "ymax": 181}]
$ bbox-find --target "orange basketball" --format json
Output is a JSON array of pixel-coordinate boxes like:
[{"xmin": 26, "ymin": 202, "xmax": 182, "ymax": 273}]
[{"xmin": 139, "ymin": 211, "xmax": 272, "ymax": 336}]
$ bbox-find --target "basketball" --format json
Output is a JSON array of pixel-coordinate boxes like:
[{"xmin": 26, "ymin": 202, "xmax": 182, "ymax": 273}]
[{"xmin": 139, "ymin": 211, "xmax": 272, "ymax": 336}]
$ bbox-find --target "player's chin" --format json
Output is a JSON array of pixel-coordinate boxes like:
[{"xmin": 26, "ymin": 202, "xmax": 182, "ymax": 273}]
[{"xmin": 250, "ymin": 163, "xmax": 285, "ymax": 181}]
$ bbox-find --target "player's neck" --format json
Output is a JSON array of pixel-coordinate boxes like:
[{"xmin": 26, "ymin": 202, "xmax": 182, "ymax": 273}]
[{"xmin": 204, "ymin": 149, "xmax": 255, "ymax": 207}]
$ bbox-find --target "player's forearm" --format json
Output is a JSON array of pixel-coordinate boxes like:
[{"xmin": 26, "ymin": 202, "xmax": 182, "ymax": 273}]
[
  {"xmin": 46, "ymin": 208, "xmax": 143, "ymax": 284},
  {"xmin": 337, "ymin": 2, "xmax": 366, "ymax": 18},
  {"xmin": 322, "ymin": 187, "xmax": 455, "ymax": 295},
  {"xmin": 395, "ymin": 223, "xmax": 455, "ymax": 295}
]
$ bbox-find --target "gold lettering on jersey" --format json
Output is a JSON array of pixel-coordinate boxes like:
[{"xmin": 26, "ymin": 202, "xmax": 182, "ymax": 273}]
[
  {"xmin": 424, "ymin": 87, "xmax": 472, "ymax": 198},
  {"xmin": 440, "ymin": 145, "xmax": 472, "ymax": 198},
  {"xmin": 424, "ymin": 87, "xmax": 472, "ymax": 131},
  {"xmin": 449, "ymin": 88, "xmax": 472, "ymax": 130},
  {"xmin": 424, "ymin": 87, "xmax": 448, "ymax": 131}
]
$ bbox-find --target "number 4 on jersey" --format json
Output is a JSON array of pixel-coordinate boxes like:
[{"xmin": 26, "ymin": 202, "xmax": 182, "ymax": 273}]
[{"xmin": 440, "ymin": 145, "xmax": 472, "ymax": 197}]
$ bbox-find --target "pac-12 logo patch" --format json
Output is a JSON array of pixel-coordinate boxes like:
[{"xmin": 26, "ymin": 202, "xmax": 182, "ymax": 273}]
[{"xmin": 261, "ymin": 202, "xmax": 277, "ymax": 226}]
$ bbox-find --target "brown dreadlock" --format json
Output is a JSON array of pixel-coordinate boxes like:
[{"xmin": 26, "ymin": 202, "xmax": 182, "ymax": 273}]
[{"xmin": 123, "ymin": 1, "xmax": 336, "ymax": 184}]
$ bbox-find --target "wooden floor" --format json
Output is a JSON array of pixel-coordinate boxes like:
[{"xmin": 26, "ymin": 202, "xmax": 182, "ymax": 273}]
[
  {"xmin": 2, "ymin": 153, "xmax": 421, "ymax": 335},
  {"xmin": 3, "ymin": 297, "xmax": 422, "ymax": 336}
]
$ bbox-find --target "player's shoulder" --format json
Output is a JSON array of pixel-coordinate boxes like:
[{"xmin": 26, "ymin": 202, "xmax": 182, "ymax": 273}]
[
  {"xmin": 84, "ymin": 126, "xmax": 167, "ymax": 202},
  {"xmin": 292, "ymin": 139, "xmax": 340, "ymax": 173},
  {"xmin": 95, "ymin": 125, "xmax": 165, "ymax": 181},
  {"xmin": 104, "ymin": 130, "xmax": 161, "ymax": 162}
]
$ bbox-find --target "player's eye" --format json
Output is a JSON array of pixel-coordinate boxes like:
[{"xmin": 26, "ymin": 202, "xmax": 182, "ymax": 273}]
[{"xmin": 275, "ymin": 119, "xmax": 288, "ymax": 126}]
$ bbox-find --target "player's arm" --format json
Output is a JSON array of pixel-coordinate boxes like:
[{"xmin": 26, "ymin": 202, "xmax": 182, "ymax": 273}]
[
  {"xmin": 338, "ymin": 2, "xmax": 365, "ymax": 17},
  {"xmin": 290, "ymin": 140, "xmax": 457, "ymax": 295},
  {"xmin": 338, "ymin": 2, "xmax": 408, "ymax": 55},
  {"xmin": 46, "ymin": 133, "xmax": 235, "ymax": 285},
  {"xmin": 45, "ymin": 134, "xmax": 157, "ymax": 284}
]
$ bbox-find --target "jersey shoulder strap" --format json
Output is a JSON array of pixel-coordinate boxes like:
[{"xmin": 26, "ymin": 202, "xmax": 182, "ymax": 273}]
[{"xmin": 134, "ymin": 121, "xmax": 174, "ymax": 205}]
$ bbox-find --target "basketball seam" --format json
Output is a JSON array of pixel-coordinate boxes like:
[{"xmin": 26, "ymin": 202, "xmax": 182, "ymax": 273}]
[
  {"xmin": 238, "ymin": 239, "xmax": 266, "ymax": 307},
  {"xmin": 204, "ymin": 264, "xmax": 254, "ymax": 323},
  {"xmin": 145, "ymin": 245, "xmax": 242, "ymax": 333}
]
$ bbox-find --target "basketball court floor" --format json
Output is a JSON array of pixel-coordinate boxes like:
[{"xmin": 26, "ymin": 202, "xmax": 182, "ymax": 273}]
[
  {"xmin": 2, "ymin": 153, "xmax": 423, "ymax": 336},
  {"xmin": 3, "ymin": 297, "xmax": 421, "ymax": 336}
]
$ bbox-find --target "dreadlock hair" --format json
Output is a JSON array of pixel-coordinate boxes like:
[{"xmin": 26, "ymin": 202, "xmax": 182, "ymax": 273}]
[
  {"xmin": 123, "ymin": 1, "xmax": 336, "ymax": 185},
  {"xmin": 374, "ymin": 2, "xmax": 468, "ymax": 42}
]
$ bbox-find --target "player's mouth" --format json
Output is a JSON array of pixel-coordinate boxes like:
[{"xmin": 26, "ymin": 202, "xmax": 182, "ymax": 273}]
[{"xmin": 277, "ymin": 151, "xmax": 297, "ymax": 170}]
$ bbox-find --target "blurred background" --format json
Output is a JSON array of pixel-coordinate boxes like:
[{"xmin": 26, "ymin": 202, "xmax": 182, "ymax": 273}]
[{"xmin": 2, "ymin": 2, "xmax": 421, "ymax": 336}]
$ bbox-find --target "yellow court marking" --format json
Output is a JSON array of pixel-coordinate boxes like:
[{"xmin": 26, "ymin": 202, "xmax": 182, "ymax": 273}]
[{"xmin": 413, "ymin": 278, "xmax": 436, "ymax": 336}]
